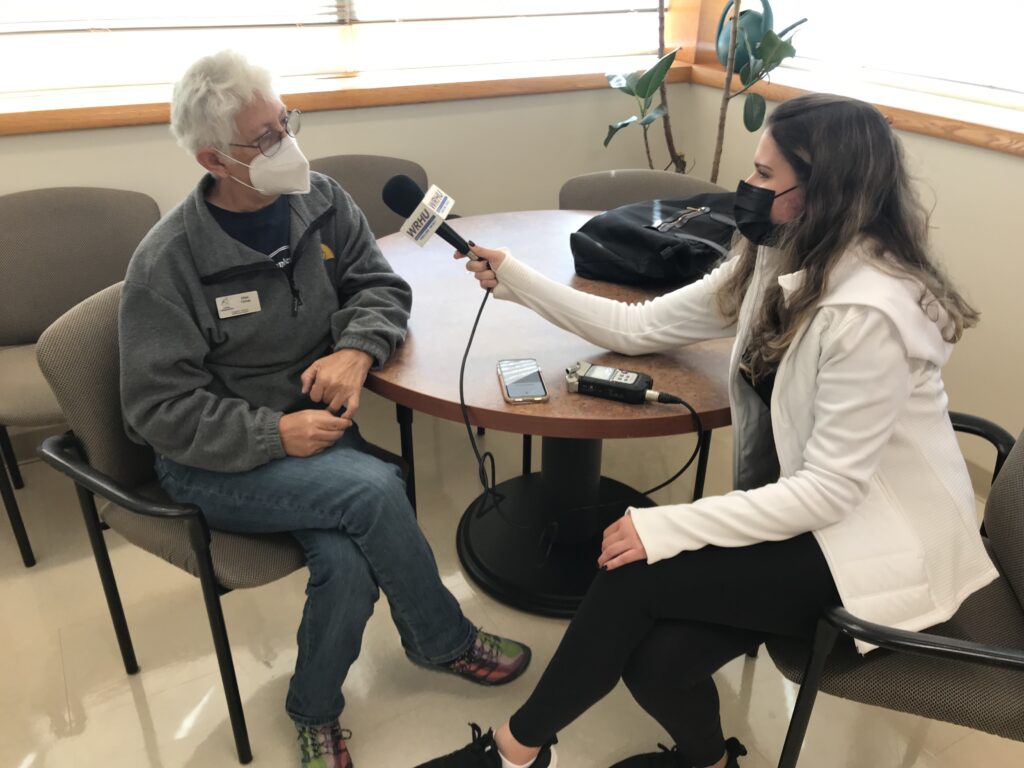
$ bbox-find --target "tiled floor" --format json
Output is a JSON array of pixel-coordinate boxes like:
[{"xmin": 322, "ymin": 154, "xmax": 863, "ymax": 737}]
[{"xmin": 2, "ymin": 391, "xmax": 1021, "ymax": 767}]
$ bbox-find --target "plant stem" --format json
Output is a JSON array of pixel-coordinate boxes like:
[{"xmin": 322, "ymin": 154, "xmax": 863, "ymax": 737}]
[
  {"xmin": 711, "ymin": 0, "xmax": 741, "ymax": 184},
  {"xmin": 658, "ymin": 0, "xmax": 686, "ymax": 173},
  {"xmin": 643, "ymin": 124, "xmax": 654, "ymax": 169}
]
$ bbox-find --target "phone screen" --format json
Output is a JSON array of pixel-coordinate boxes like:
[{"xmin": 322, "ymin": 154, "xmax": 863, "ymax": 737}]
[{"xmin": 498, "ymin": 359, "xmax": 547, "ymax": 398}]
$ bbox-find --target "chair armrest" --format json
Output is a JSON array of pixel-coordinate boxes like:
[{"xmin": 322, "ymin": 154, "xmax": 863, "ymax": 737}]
[
  {"xmin": 949, "ymin": 411, "xmax": 1016, "ymax": 477},
  {"xmin": 38, "ymin": 432, "xmax": 200, "ymax": 521},
  {"xmin": 826, "ymin": 606, "xmax": 1024, "ymax": 672}
]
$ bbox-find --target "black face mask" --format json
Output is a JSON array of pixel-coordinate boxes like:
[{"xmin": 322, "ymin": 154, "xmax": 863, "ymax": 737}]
[{"xmin": 733, "ymin": 179, "xmax": 798, "ymax": 245}]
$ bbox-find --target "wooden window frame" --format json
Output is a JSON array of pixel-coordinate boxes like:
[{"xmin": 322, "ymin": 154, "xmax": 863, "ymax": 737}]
[{"xmin": 1, "ymin": 1, "xmax": 1020, "ymax": 158}]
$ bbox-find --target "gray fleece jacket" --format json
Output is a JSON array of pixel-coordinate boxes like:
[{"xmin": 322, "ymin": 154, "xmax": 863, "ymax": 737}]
[{"xmin": 119, "ymin": 171, "xmax": 412, "ymax": 472}]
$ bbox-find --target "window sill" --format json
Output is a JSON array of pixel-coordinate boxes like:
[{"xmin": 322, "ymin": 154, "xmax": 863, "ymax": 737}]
[
  {"xmin": 689, "ymin": 64, "xmax": 1024, "ymax": 158},
  {"xmin": 2, "ymin": 58, "xmax": 1020, "ymax": 158},
  {"xmin": 0, "ymin": 57, "xmax": 690, "ymax": 137}
]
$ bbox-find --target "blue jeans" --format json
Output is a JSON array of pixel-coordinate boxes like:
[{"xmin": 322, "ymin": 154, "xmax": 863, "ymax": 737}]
[{"xmin": 154, "ymin": 426, "xmax": 475, "ymax": 726}]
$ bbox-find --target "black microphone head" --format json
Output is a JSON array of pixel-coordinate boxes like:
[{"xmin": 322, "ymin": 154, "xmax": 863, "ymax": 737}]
[{"xmin": 382, "ymin": 174, "xmax": 425, "ymax": 218}]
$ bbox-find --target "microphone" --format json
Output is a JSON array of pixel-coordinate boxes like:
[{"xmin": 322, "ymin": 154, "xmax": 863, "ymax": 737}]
[{"xmin": 382, "ymin": 174, "xmax": 476, "ymax": 257}]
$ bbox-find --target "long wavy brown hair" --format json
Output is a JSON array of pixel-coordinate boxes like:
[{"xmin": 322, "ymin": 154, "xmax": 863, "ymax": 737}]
[{"xmin": 717, "ymin": 93, "xmax": 978, "ymax": 380}]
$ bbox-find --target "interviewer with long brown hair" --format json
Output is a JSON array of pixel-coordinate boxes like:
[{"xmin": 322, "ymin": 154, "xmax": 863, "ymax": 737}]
[{"xmin": 417, "ymin": 93, "xmax": 996, "ymax": 768}]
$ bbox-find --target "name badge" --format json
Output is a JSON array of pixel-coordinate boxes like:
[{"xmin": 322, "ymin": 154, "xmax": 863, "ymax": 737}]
[{"xmin": 216, "ymin": 291, "xmax": 261, "ymax": 319}]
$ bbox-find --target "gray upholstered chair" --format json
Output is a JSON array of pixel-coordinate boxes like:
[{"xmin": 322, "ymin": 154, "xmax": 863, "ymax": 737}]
[
  {"xmin": 558, "ymin": 168, "xmax": 727, "ymax": 211},
  {"xmin": 309, "ymin": 154, "xmax": 428, "ymax": 238},
  {"xmin": 768, "ymin": 414, "xmax": 1023, "ymax": 768},
  {"xmin": 0, "ymin": 186, "xmax": 159, "ymax": 567},
  {"xmin": 35, "ymin": 282, "xmax": 406, "ymax": 764}
]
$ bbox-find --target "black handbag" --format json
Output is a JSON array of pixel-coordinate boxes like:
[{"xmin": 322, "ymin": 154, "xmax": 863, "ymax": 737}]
[{"xmin": 570, "ymin": 192, "xmax": 736, "ymax": 286}]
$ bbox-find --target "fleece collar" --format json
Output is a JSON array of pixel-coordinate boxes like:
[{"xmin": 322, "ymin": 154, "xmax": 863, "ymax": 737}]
[{"xmin": 181, "ymin": 173, "xmax": 336, "ymax": 279}]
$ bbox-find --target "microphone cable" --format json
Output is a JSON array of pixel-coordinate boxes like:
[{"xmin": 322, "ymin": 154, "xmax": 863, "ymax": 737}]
[{"xmin": 456, "ymin": 248, "xmax": 536, "ymax": 530}]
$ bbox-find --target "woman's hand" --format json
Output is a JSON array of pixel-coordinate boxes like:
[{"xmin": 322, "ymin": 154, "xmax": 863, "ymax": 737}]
[
  {"xmin": 454, "ymin": 244, "xmax": 506, "ymax": 290},
  {"xmin": 598, "ymin": 512, "xmax": 648, "ymax": 571}
]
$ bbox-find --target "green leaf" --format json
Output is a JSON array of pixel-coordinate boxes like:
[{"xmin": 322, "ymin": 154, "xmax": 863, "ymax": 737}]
[
  {"xmin": 743, "ymin": 92, "xmax": 767, "ymax": 132},
  {"xmin": 739, "ymin": 62, "xmax": 755, "ymax": 87},
  {"xmin": 606, "ymin": 72, "xmax": 634, "ymax": 95},
  {"xmin": 634, "ymin": 48, "xmax": 678, "ymax": 100},
  {"xmin": 604, "ymin": 116, "xmax": 639, "ymax": 147},
  {"xmin": 643, "ymin": 94, "xmax": 654, "ymax": 112},
  {"xmin": 756, "ymin": 31, "xmax": 797, "ymax": 72},
  {"xmin": 639, "ymin": 104, "xmax": 668, "ymax": 126}
]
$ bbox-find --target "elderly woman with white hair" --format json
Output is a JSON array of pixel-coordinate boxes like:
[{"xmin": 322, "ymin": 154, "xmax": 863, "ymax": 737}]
[{"xmin": 118, "ymin": 50, "xmax": 532, "ymax": 768}]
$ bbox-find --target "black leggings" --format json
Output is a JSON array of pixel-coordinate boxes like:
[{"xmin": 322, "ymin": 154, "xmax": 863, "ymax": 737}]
[{"xmin": 508, "ymin": 533, "xmax": 840, "ymax": 767}]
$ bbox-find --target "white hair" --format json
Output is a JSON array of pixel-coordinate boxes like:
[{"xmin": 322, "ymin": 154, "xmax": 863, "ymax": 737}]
[{"xmin": 170, "ymin": 50, "xmax": 276, "ymax": 155}]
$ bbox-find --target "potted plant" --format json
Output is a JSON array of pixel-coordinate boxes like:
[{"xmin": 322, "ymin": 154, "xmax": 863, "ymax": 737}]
[{"xmin": 603, "ymin": 0, "xmax": 806, "ymax": 182}]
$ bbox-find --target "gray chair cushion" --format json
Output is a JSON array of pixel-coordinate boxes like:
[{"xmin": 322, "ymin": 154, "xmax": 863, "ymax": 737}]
[
  {"xmin": 985, "ymin": 431, "xmax": 1024, "ymax": 606},
  {"xmin": 309, "ymin": 155, "xmax": 428, "ymax": 238},
  {"xmin": 99, "ymin": 480, "xmax": 305, "ymax": 591},
  {"xmin": 37, "ymin": 283, "xmax": 154, "ymax": 488},
  {"xmin": 766, "ymin": 574, "xmax": 1024, "ymax": 742},
  {"xmin": 0, "ymin": 187, "xmax": 159, "ymax": 345},
  {"xmin": 558, "ymin": 169, "xmax": 728, "ymax": 211},
  {"xmin": 0, "ymin": 344, "xmax": 61, "ymax": 425}
]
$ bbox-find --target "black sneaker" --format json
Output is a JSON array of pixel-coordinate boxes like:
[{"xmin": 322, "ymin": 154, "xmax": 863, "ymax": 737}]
[
  {"xmin": 415, "ymin": 723, "xmax": 557, "ymax": 767},
  {"xmin": 608, "ymin": 736, "xmax": 747, "ymax": 767}
]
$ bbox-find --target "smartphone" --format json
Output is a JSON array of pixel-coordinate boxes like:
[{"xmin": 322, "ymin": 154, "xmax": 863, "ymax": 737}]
[{"xmin": 497, "ymin": 358, "xmax": 549, "ymax": 404}]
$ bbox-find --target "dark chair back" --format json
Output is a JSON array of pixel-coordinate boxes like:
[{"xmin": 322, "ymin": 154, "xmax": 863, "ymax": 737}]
[
  {"xmin": 309, "ymin": 154, "xmax": 428, "ymax": 237},
  {"xmin": 559, "ymin": 169, "xmax": 727, "ymax": 211}
]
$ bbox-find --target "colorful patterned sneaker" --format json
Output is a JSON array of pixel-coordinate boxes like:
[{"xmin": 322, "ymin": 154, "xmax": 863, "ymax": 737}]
[
  {"xmin": 444, "ymin": 627, "xmax": 532, "ymax": 686},
  {"xmin": 415, "ymin": 722, "xmax": 557, "ymax": 767},
  {"xmin": 607, "ymin": 737, "xmax": 747, "ymax": 767},
  {"xmin": 296, "ymin": 721, "xmax": 353, "ymax": 768}
]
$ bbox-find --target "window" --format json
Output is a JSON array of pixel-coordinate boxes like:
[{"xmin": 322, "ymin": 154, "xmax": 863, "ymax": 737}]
[
  {"xmin": 0, "ymin": 2, "xmax": 662, "ymax": 98},
  {"xmin": 768, "ymin": 0, "xmax": 1022, "ymax": 105}
]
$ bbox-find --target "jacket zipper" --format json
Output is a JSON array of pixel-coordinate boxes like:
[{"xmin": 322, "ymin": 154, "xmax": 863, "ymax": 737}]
[
  {"xmin": 201, "ymin": 261, "xmax": 305, "ymax": 317},
  {"xmin": 199, "ymin": 206, "xmax": 335, "ymax": 318}
]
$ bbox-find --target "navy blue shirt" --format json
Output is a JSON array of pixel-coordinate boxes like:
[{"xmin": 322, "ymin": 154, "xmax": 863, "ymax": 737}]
[{"xmin": 207, "ymin": 195, "xmax": 292, "ymax": 272}]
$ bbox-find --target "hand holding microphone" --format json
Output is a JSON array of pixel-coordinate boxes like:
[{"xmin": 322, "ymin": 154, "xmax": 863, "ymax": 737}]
[{"xmin": 456, "ymin": 244, "xmax": 505, "ymax": 291}]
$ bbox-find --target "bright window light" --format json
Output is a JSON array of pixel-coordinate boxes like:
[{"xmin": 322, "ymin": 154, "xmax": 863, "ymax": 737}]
[
  {"xmin": 0, "ymin": 3, "xmax": 661, "ymax": 96},
  {"xmin": 769, "ymin": 0, "xmax": 1022, "ymax": 100}
]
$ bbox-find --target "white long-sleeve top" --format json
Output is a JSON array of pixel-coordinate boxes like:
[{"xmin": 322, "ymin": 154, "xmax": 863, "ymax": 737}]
[{"xmin": 492, "ymin": 242, "xmax": 997, "ymax": 652}]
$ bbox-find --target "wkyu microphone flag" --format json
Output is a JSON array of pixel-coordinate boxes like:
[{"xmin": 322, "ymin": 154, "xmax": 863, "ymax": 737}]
[{"xmin": 401, "ymin": 185, "xmax": 455, "ymax": 246}]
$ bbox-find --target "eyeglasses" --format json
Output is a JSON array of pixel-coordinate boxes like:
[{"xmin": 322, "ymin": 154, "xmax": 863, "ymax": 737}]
[{"xmin": 229, "ymin": 109, "xmax": 302, "ymax": 158}]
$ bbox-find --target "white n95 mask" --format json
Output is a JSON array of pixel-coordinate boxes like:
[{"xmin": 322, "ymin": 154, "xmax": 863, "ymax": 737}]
[{"xmin": 220, "ymin": 134, "xmax": 311, "ymax": 196}]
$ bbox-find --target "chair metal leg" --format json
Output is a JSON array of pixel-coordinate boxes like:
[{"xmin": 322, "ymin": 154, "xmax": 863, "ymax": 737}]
[
  {"xmin": 188, "ymin": 519, "xmax": 253, "ymax": 765},
  {"xmin": 396, "ymin": 404, "xmax": 417, "ymax": 513},
  {"xmin": 777, "ymin": 618, "xmax": 841, "ymax": 768},
  {"xmin": 1, "ymin": 453, "xmax": 35, "ymax": 566},
  {"xmin": 692, "ymin": 429, "xmax": 712, "ymax": 501},
  {"xmin": 0, "ymin": 425, "xmax": 24, "ymax": 488},
  {"xmin": 76, "ymin": 484, "xmax": 137, "ymax": 672},
  {"xmin": 522, "ymin": 435, "xmax": 532, "ymax": 475}
]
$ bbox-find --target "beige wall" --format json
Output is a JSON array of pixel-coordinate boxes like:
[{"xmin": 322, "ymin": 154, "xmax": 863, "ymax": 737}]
[
  {"xmin": 0, "ymin": 88, "xmax": 654, "ymax": 215},
  {"xmin": 4, "ymin": 82, "xmax": 1022, "ymax": 469}
]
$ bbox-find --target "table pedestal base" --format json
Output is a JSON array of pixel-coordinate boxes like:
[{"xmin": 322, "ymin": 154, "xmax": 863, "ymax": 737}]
[{"xmin": 456, "ymin": 436, "xmax": 650, "ymax": 617}]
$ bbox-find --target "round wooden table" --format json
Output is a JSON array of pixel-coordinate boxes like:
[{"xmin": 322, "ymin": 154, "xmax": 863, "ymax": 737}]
[{"xmin": 369, "ymin": 210, "xmax": 732, "ymax": 615}]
